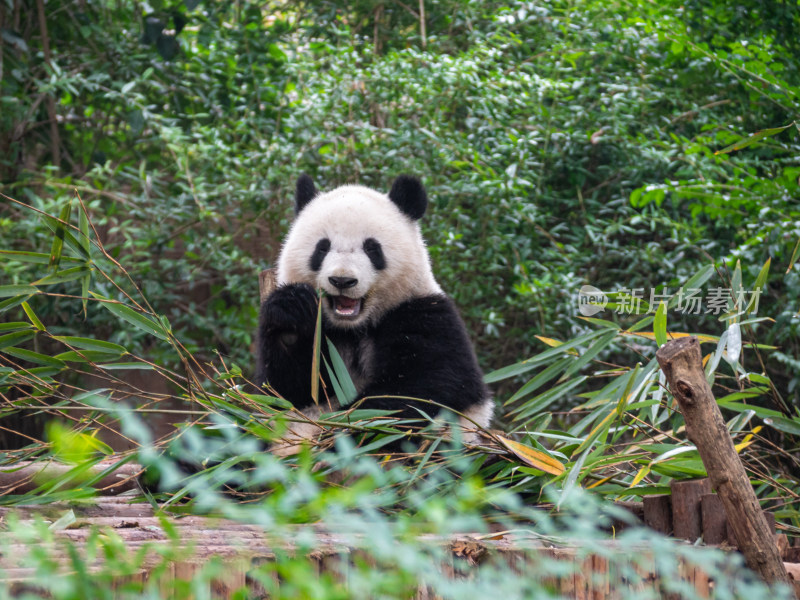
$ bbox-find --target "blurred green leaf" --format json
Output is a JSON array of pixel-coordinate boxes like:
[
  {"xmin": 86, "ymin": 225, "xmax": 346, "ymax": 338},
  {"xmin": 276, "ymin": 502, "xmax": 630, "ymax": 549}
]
[
  {"xmin": 763, "ymin": 416, "xmax": 800, "ymax": 437},
  {"xmin": 714, "ymin": 122, "xmax": 795, "ymax": 155}
]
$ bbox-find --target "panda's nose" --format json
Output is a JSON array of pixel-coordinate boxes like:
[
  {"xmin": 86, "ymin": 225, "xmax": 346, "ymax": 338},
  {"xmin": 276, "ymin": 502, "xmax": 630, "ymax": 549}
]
[{"xmin": 329, "ymin": 276, "xmax": 358, "ymax": 290}]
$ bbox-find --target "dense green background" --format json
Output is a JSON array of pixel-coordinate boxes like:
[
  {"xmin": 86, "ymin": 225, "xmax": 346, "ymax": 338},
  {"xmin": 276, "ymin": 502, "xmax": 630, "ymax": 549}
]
[{"xmin": 3, "ymin": 0, "xmax": 799, "ymax": 387}]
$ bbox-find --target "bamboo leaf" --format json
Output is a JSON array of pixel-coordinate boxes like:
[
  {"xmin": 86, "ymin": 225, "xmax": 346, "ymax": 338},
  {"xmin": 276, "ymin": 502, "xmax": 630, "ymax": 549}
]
[
  {"xmin": 506, "ymin": 356, "xmax": 571, "ymax": 405},
  {"xmin": 407, "ymin": 437, "xmax": 442, "ymax": 485},
  {"xmin": 651, "ymin": 445, "xmax": 697, "ymax": 464},
  {"xmin": 616, "ymin": 364, "xmax": 640, "ymax": 416},
  {"xmin": 485, "ymin": 329, "xmax": 610, "ymax": 384},
  {"xmin": 81, "ymin": 273, "xmax": 90, "ymax": 319},
  {"xmin": 716, "ymin": 388, "xmax": 769, "ymax": 403},
  {"xmin": 530, "ymin": 329, "xmax": 612, "ymax": 362},
  {"xmin": 484, "ymin": 356, "xmax": 546, "ymax": 384},
  {"xmin": 0, "ymin": 295, "xmax": 33, "ymax": 315},
  {"xmin": 0, "ymin": 285, "xmax": 39, "ymax": 298},
  {"xmin": 563, "ymin": 329, "xmax": 618, "ymax": 378},
  {"xmin": 763, "ymin": 416, "xmax": 800, "ymax": 437},
  {"xmin": 0, "ymin": 250, "xmax": 82, "ymax": 265},
  {"xmin": 622, "ymin": 330, "xmax": 718, "ymax": 345},
  {"xmin": 21, "ymin": 301, "xmax": 45, "ymax": 331},
  {"xmin": 2, "ymin": 347, "xmax": 66, "ymax": 368},
  {"xmin": 33, "ymin": 266, "xmax": 92, "ymax": 286},
  {"xmin": 97, "ymin": 362, "xmax": 155, "ymax": 371},
  {"xmin": 54, "ymin": 350, "xmax": 125, "ymax": 363},
  {"xmin": 577, "ymin": 316, "xmax": 621, "ymax": 329},
  {"xmin": 630, "ymin": 465, "xmax": 651, "ymax": 487},
  {"xmin": 90, "ymin": 293, "xmax": 170, "ymax": 341},
  {"xmin": 714, "ymin": 122, "xmax": 795, "ymax": 155},
  {"xmin": 626, "ymin": 315, "xmax": 654, "ymax": 333},
  {"xmin": 667, "ymin": 264, "xmax": 715, "ymax": 310},
  {"xmin": 509, "ymin": 376, "xmax": 587, "ymax": 422},
  {"xmin": 41, "ymin": 214, "xmax": 91, "ymax": 260},
  {"xmin": 322, "ymin": 354, "xmax": 346, "ymax": 406},
  {"xmin": 717, "ymin": 400, "xmax": 784, "ymax": 420},
  {"xmin": 310, "ymin": 291, "xmax": 323, "ymax": 405},
  {"xmin": 497, "ymin": 435, "xmax": 565, "ymax": 475},
  {"xmin": 325, "ymin": 338, "xmax": 358, "ymax": 405},
  {"xmin": 78, "ymin": 199, "xmax": 91, "ymax": 255},
  {"xmin": 654, "ymin": 301, "xmax": 667, "ymax": 347},
  {"xmin": 48, "ymin": 198, "xmax": 73, "ymax": 269},
  {"xmin": 571, "ymin": 409, "xmax": 614, "ymax": 457},
  {"xmin": 536, "ymin": 336, "xmax": 570, "ymax": 349},
  {"xmin": 562, "ymin": 445, "xmax": 591, "ymax": 498},
  {"xmin": 753, "ymin": 257, "xmax": 771, "ymax": 293},
  {"xmin": 0, "ymin": 322, "xmax": 33, "ymax": 333},
  {"xmin": 726, "ymin": 322, "xmax": 742, "ymax": 363},
  {"xmin": 788, "ymin": 237, "xmax": 800, "ymax": 274},
  {"xmin": 49, "ymin": 510, "xmax": 77, "ymax": 531},
  {"xmin": 732, "ymin": 259, "xmax": 742, "ymax": 302},
  {"xmin": 0, "ymin": 331, "xmax": 34, "ymax": 350},
  {"xmin": 53, "ymin": 336, "xmax": 127, "ymax": 354}
]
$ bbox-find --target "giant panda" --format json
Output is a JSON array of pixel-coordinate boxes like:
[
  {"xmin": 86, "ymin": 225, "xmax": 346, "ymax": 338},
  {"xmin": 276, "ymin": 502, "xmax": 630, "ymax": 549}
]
[{"xmin": 256, "ymin": 175, "xmax": 492, "ymax": 453}]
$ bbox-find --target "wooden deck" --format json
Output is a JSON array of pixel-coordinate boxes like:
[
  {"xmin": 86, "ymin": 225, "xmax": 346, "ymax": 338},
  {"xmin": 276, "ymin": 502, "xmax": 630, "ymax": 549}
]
[{"xmin": 2, "ymin": 495, "xmax": 799, "ymax": 598}]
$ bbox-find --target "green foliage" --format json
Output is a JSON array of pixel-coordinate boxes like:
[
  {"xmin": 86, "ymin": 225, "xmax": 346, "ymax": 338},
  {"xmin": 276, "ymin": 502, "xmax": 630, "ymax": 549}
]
[
  {"xmin": 2, "ymin": 459, "xmax": 793, "ymax": 599},
  {"xmin": 2, "ymin": 0, "xmax": 800, "ymax": 594},
  {"xmin": 0, "ymin": 191, "xmax": 794, "ymax": 598},
  {"xmin": 2, "ymin": 0, "xmax": 799, "ymax": 384}
]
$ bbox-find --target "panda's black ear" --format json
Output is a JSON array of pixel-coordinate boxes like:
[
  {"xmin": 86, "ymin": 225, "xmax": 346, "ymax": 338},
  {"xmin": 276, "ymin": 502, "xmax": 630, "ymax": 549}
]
[
  {"xmin": 388, "ymin": 175, "xmax": 427, "ymax": 220},
  {"xmin": 295, "ymin": 174, "xmax": 318, "ymax": 215}
]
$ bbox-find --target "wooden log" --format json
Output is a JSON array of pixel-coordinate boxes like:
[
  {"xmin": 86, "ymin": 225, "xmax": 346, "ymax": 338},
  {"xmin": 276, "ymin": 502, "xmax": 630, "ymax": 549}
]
[
  {"xmin": 764, "ymin": 511, "xmax": 776, "ymax": 534},
  {"xmin": 0, "ymin": 460, "xmax": 141, "ymax": 495},
  {"xmin": 784, "ymin": 547, "xmax": 800, "ymax": 563},
  {"xmin": 612, "ymin": 501, "xmax": 643, "ymax": 533},
  {"xmin": 656, "ymin": 337, "xmax": 792, "ymax": 592},
  {"xmin": 211, "ymin": 560, "xmax": 248, "ymax": 599},
  {"xmin": 727, "ymin": 519, "xmax": 738, "ymax": 548},
  {"xmin": 574, "ymin": 555, "xmax": 591, "ymax": 600},
  {"xmin": 701, "ymin": 493, "xmax": 728, "ymax": 545},
  {"xmin": 591, "ymin": 554, "xmax": 610, "ymax": 600},
  {"xmin": 670, "ymin": 478, "xmax": 711, "ymax": 542},
  {"xmin": 0, "ymin": 502, "xmax": 155, "ymax": 520},
  {"xmin": 643, "ymin": 494, "xmax": 672, "ymax": 535}
]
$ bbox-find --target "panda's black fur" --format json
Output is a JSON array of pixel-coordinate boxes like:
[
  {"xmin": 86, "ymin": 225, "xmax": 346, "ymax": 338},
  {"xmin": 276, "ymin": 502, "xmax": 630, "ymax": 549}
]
[{"xmin": 256, "ymin": 175, "xmax": 492, "ymax": 445}]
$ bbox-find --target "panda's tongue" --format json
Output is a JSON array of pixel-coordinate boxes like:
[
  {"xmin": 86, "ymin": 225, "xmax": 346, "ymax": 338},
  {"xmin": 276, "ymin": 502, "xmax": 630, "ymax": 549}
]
[{"xmin": 334, "ymin": 296, "xmax": 362, "ymax": 317}]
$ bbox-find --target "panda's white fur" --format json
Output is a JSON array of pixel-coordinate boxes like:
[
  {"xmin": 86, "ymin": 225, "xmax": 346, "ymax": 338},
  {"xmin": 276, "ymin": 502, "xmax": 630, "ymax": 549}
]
[
  {"xmin": 277, "ymin": 184, "xmax": 442, "ymax": 328},
  {"xmin": 259, "ymin": 176, "xmax": 493, "ymax": 454}
]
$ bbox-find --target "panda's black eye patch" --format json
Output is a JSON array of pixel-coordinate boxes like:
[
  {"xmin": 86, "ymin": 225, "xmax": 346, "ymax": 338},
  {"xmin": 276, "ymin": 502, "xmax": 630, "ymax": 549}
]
[
  {"xmin": 363, "ymin": 238, "xmax": 386, "ymax": 270},
  {"xmin": 310, "ymin": 238, "xmax": 331, "ymax": 272}
]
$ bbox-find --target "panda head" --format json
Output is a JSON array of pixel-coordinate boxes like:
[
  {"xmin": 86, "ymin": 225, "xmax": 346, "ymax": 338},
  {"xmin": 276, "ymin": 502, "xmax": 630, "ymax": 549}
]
[{"xmin": 276, "ymin": 175, "xmax": 442, "ymax": 328}]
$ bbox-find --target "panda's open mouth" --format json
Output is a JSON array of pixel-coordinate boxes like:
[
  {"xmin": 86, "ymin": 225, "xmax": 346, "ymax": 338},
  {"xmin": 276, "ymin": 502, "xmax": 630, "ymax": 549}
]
[{"xmin": 330, "ymin": 295, "xmax": 363, "ymax": 318}]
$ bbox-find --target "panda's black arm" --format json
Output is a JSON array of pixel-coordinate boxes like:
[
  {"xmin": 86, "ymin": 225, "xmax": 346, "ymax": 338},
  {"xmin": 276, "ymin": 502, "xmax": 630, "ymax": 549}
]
[
  {"xmin": 355, "ymin": 295, "xmax": 488, "ymax": 421},
  {"xmin": 255, "ymin": 283, "xmax": 320, "ymax": 409}
]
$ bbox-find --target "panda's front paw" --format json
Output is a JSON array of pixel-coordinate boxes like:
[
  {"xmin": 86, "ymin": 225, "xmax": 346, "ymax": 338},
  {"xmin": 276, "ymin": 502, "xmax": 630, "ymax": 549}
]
[{"xmin": 260, "ymin": 283, "xmax": 319, "ymax": 341}]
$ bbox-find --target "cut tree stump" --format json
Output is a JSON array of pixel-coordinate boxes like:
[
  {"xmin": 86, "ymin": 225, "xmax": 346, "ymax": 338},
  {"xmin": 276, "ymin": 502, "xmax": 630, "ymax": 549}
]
[
  {"xmin": 656, "ymin": 336, "xmax": 793, "ymax": 594},
  {"xmin": 643, "ymin": 494, "xmax": 672, "ymax": 535},
  {"xmin": 670, "ymin": 478, "xmax": 711, "ymax": 542},
  {"xmin": 700, "ymin": 493, "xmax": 728, "ymax": 545}
]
